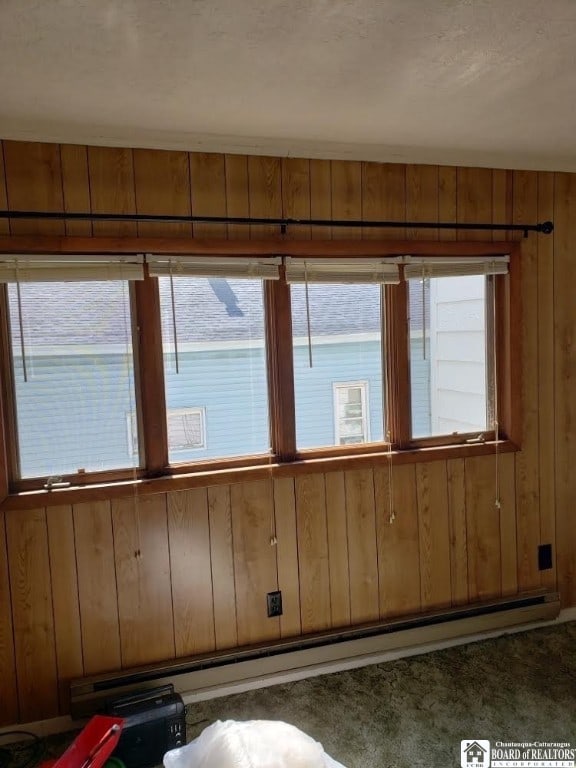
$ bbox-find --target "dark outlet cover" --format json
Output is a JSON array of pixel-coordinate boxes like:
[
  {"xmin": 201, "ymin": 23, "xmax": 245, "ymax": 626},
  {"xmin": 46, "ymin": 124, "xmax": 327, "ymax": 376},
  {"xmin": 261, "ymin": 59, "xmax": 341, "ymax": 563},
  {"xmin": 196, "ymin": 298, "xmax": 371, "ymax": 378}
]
[
  {"xmin": 538, "ymin": 543, "xmax": 553, "ymax": 571},
  {"xmin": 267, "ymin": 590, "xmax": 283, "ymax": 617}
]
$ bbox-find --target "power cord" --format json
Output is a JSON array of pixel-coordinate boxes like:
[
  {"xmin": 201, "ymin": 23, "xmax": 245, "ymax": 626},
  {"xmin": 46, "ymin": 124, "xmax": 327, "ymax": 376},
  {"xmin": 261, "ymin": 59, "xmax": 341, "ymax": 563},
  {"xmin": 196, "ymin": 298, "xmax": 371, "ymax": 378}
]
[{"xmin": 0, "ymin": 732, "xmax": 44, "ymax": 768}]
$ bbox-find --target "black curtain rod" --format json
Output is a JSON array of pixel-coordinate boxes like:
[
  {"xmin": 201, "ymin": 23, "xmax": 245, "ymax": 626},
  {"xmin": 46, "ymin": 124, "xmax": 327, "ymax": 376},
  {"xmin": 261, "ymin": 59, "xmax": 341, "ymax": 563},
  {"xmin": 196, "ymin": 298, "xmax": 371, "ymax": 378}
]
[{"xmin": 0, "ymin": 210, "xmax": 554, "ymax": 236}]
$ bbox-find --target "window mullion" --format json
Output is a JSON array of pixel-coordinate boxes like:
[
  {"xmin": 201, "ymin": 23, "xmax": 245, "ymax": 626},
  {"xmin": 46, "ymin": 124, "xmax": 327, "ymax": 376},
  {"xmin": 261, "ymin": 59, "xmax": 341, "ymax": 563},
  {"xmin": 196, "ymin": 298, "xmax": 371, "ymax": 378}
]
[
  {"xmin": 0, "ymin": 283, "xmax": 18, "ymax": 494},
  {"xmin": 133, "ymin": 267, "xmax": 169, "ymax": 476},
  {"xmin": 265, "ymin": 272, "xmax": 296, "ymax": 461},
  {"xmin": 385, "ymin": 280, "xmax": 412, "ymax": 448}
]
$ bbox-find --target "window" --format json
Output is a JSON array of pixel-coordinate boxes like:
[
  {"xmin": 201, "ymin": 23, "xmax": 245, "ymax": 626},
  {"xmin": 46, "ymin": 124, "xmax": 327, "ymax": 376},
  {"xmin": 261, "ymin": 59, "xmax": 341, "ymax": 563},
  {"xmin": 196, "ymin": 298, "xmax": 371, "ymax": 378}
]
[
  {"xmin": 128, "ymin": 407, "xmax": 206, "ymax": 456},
  {"xmin": 168, "ymin": 408, "xmax": 206, "ymax": 451},
  {"xmin": 290, "ymin": 283, "xmax": 383, "ymax": 449},
  {"xmin": 149, "ymin": 256, "xmax": 280, "ymax": 464},
  {"xmin": 403, "ymin": 255, "xmax": 507, "ymax": 444},
  {"xmin": 333, "ymin": 382, "xmax": 369, "ymax": 444},
  {"xmin": 287, "ymin": 258, "xmax": 397, "ymax": 451},
  {"xmin": 0, "ymin": 244, "xmax": 517, "ymax": 491},
  {"xmin": 408, "ymin": 274, "xmax": 489, "ymax": 439},
  {"xmin": 5, "ymin": 277, "xmax": 140, "ymax": 479}
]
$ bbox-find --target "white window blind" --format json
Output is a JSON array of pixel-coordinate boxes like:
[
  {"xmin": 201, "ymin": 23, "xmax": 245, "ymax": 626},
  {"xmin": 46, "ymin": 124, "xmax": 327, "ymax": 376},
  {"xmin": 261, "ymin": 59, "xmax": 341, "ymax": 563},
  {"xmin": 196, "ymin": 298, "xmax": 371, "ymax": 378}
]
[
  {"xmin": 403, "ymin": 255, "xmax": 509, "ymax": 280},
  {"xmin": 0, "ymin": 254, "xmax": 145, "ymax": 282},
  {"xmin": 285, "ymin": 257, "xmax": 400, "ymax": 284},
  {"xmin": 147, "ymin": 255, "xmax": 281, "ymax": 280}
]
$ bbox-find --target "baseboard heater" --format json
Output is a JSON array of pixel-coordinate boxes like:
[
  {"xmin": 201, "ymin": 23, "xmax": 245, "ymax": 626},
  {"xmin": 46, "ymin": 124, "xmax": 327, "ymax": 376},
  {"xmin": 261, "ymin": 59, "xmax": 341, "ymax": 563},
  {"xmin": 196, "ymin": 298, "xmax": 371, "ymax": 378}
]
[{"xmin": 70, "ymin": 590, "xmax": 559, "ymax": 719}]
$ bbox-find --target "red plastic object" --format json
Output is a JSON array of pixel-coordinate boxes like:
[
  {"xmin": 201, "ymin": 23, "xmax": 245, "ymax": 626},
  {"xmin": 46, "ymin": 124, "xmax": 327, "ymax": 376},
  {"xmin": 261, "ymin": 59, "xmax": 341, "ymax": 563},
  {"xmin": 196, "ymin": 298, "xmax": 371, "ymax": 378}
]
[{"xmin": 40, "ymin": 716, "xmax": 124, "ymax": 768}]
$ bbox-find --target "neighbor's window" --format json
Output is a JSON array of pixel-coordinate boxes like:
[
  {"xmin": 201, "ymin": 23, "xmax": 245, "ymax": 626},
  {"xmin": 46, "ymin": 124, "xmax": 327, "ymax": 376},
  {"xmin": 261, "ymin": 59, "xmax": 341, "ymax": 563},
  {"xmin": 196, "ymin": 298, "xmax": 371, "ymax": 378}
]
[
  {"xmin": 7, "ymin": 280, "xmax": 139, "ymax": 478},
  {"xmin": 333, "ymin": 382, "xmax": 369, "ymax": 445},
  {"xmin": 408, "ymin": 273, "xmax": 490, "ymax": 439},
  {"xmin": 157, "ymin": 274, "xmax": 271, "ymax": 463},
  {"xmin": 128, "ymin": 407, "xmax": 206, "ymax": 455}
]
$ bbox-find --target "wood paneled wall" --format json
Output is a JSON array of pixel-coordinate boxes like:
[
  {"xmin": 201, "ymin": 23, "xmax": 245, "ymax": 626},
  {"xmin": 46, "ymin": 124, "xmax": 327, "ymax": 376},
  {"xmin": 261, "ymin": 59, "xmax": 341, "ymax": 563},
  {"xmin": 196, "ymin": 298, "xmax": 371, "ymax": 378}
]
[{"xmin": 0, "ymin": 141, "xmax": 574, "ymax": 726}]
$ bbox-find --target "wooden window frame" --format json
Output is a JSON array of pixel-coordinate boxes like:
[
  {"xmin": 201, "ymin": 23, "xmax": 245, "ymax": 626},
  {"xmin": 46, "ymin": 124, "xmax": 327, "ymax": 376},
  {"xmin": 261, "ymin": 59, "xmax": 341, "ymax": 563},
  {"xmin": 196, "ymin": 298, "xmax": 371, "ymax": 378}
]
[{"xmin": 0, "ymin": 236, "xmax": 521, "ymax": 504}]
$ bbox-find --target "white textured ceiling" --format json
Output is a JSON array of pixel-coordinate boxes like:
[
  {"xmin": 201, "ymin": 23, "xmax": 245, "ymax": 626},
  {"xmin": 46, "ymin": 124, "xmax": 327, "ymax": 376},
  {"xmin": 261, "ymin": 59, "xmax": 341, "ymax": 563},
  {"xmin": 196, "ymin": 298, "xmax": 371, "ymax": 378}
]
[{"xmin": 1, "ymin": 0, "xmax": 576, "ymax": 170}]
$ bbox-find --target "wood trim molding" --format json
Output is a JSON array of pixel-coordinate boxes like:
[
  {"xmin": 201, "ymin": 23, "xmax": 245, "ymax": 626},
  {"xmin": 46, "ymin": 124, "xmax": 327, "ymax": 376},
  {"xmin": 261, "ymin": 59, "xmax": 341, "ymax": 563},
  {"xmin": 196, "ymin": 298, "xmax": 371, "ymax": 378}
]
[
  {"xmin": 133, "ymin": 270, "xmax": 169, "ymax": 475},
  {"xmin": 0, "ymin": 235, "xmax": 515, "ymax": 257},
  {"xmin": 385, "ymin": 280, "xmax": 411, "ymax": 446},
  {"xmin": 0, "ymin": 439, "xmax": 519, "ymax": 512},
  {"xmin": 265, "ymin": 275, "xmax": 296, "ymax": 460}
]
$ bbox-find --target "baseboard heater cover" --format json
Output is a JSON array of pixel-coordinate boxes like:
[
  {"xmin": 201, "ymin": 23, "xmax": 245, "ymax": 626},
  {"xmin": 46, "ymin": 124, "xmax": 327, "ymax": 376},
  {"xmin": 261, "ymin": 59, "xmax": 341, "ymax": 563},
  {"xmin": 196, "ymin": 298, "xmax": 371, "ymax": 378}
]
[{"xmin": 70, "ymin": 591, "xmax": 559, "ymax": 718}]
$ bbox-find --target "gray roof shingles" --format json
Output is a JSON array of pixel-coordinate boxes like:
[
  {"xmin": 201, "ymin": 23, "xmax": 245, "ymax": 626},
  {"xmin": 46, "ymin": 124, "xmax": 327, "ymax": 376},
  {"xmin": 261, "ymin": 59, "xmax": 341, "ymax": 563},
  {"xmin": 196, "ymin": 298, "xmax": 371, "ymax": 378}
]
[{"xmin": 8, "ymin": 277, "xmax": 428, "ymax": 347}]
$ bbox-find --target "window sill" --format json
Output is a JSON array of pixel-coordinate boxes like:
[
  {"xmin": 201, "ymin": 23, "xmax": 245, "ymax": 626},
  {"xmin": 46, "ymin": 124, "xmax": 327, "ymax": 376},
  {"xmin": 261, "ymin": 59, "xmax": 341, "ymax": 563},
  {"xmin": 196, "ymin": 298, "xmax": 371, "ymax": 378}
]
[{"xmin": 0, "ymin": 439, "xmax": 519, "ymax": 512}]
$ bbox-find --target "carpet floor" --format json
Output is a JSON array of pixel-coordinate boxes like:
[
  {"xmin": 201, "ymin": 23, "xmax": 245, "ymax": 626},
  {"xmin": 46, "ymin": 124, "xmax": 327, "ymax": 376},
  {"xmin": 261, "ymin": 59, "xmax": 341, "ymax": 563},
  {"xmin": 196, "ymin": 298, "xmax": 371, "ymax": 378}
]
[
  {"xmin": 186, "ymin": 621, "xmax": 576, "ymax": 767},
  {"xmin": 32, "ymin": 621, "xmax": 576, "ymax": 768}
]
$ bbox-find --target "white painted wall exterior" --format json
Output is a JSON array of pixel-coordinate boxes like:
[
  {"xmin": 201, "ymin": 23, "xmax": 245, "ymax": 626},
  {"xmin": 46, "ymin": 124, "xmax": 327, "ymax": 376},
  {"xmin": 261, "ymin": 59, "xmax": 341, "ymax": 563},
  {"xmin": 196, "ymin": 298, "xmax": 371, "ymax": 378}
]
[{"xmin": 429, "ymin": 276, "xmax": 487, "ymax": 435}]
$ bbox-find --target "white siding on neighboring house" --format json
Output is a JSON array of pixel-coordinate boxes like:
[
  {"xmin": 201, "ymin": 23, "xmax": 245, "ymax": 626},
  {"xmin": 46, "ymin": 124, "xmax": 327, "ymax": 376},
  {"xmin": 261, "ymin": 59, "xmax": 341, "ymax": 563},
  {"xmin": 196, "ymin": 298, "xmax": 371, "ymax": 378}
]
[{"xmin": 429, "ymin": 276, "xmax": 487, "ymax": 435}]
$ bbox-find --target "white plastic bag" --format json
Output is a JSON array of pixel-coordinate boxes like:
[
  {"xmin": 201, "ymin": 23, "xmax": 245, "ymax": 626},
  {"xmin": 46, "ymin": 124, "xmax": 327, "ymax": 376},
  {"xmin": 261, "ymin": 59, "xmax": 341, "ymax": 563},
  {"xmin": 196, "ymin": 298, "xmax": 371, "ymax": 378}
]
[{"xmin": 163, "ymin": 719, "xmax": 347, "ymax": 768}]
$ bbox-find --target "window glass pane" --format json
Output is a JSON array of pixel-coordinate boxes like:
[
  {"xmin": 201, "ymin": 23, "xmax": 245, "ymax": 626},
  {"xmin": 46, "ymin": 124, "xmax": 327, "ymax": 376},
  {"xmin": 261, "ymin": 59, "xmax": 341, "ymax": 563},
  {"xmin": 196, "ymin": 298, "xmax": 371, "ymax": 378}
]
[
  {"xmin": 8, "ymin": 281, "xmax": 139, "ymax": 478},
  {"xmin": 291, "ymin": 284, "xmax": 383, "ymax": 450},
  {"xmin": 159, "ymin": 276, "xmax": 269, "ymax": 462},
  {"xmin": 409, "ymin": 275, "xmax": 488, "ymax": 438}
]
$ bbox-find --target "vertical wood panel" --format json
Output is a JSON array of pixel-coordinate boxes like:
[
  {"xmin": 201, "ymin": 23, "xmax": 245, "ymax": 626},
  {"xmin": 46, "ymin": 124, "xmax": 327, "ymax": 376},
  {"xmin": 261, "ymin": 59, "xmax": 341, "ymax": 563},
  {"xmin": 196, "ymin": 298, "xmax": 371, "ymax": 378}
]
[
  {"xmin": 0, "ymin": 509, "xmax": 18, "ymax": 725},
  {"xmin": 224, "ymin": 155, "xmax": 249, "ymax": 240},
  {"xmin": 465, "ymin": 455, "xmax": 502, "ymax": 601},
  {"xmin": 446, "ymin": 458, "xmax": 469, "ymax": 605},
  {"xmin": 88, "ymin": 146, "xmax": 137, "ymax": 236},
  {"xmin": 499, "ymin": 452, "xmax": 518, "ymax": 597},
  {"xmin": 438, "ymin": 166, "xmax": 457, "ymax": 240},
  {"xmin": 208, "ymin": 485, "xmax": 238, "ymax": 650},
  {"xmin": 375, "ymin": 464, "xmax": 421, "ymax": 617},
  {"xmin": 247, "ymin": 156, "xmax": 282, "ymax": 237},
  {"xmin": 331, "ymin": 160, "xmax": 362, "ymax": 239},
  {"xmin": 295, "ymin": 474, "xmax": 331, "ymax": 633},
  {"xmin": 0, "ymin": 143, "xmax": 10, "ymax": 235},
  {"xmin": 73, "ymin": 501, "xmax": 121, "ymax": 675},
  {"xmin": 361, "ymin": 162, "xmax": 406, "ymax": 239},
  {"xmin": 46, "ymin": 505, "xmax": 84, "ymax": 713},
  {"xmin": 112, "ymin": 494, "xmax": 175, "ymax": 667},
  {"xmin": 60, "ymin": 145, "xmax": 92, "ymax": 236},
  {"xmin": 3, "ymin": 141, "xmax": 64, "ymax": 235},
  {"xmin": 345, "ymin": 468, "xmax": 379, "ymax": 623},
  {"xmin": 274, "ymin": 477, "xmax": 301, "ymax": 638},
  {"xmin": 282, "ymin": 158, "xmax": 311, "ymax": 240},
  {"xmin": 190, "ymin": 153, "xmax": 227, "ymax": 238},
  {"xmin": 133, "ymin": 149, "xmax": 191, "ymax": 237},
  {"xmin": 456, "ymin": 167, "xmax": 493, "ymax": 240},
  {"xmin": 416, "ymin": 462, "xmax": 451, "ymax": 610},
  {"xmin": 406, "ymin": 165, "xmax": 438, "ymax": 240},
  {"xmin": 168, "ymin": 489, "xmax": 215, "ymax": 656},
  {"xmin": 325, "ymin": 471, "xmax": 351, "ymax": 627},
  {"xmin": 513, "ymin": 170, "xmax": 541, "ymax": 591},
  {"xmin": 6, "ymin": 508, "xmax": 59, "ymax": 720},
  {"xmin": 492, "ymin": 168, "xmax": 513, "ymax": 238},
  {"xmin": 537, "ymin": 171, "xmax": 556, "ymax": 591},
  {"xmin": 310, "ymin": 159, "xmax": 332, "ymax": 239},
  {"xmin": 231, "ymin": 480, "xmax": 280, "ymax": 645},
  {"xmin": 553, "ymin": 172, "xmax": 576, "ymax": 606}
]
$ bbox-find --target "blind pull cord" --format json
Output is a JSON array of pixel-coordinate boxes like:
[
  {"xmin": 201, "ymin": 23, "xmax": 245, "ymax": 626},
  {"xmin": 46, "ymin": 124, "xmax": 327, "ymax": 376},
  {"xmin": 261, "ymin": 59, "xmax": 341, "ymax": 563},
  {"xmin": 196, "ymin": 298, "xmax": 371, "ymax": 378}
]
[
  {"xmin": 422, "ymin": 265, "xmax": 427, "ymax": 361},
  {"xmin": 304, "ymin": 261, "xmax": 313, "ymax": 368},
  {"xmin": 387, "ymin": 430, "xmax": 395, "ymax": 524},
  {"xmin": 15, "ymin": 260, "xmax": 28, "ymax": 383},
  {"xmin": 492, "ymin": 266, "xmax": 501, "ymax": 511},
  {"xmin": 169, "ymin": 260, "xmax": 180, "ymax": 374}
]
